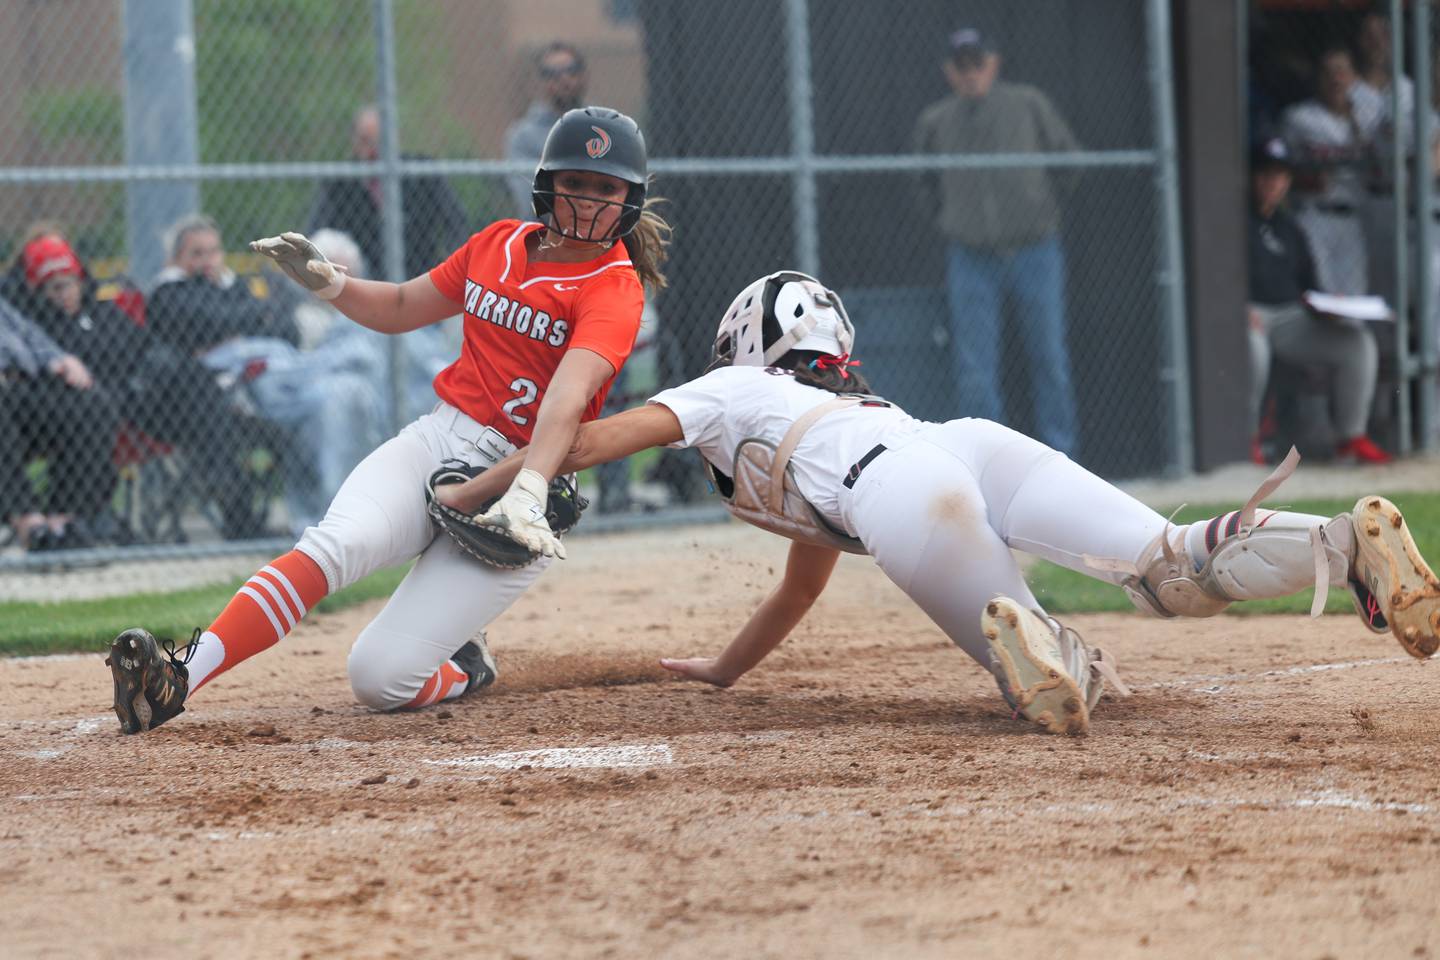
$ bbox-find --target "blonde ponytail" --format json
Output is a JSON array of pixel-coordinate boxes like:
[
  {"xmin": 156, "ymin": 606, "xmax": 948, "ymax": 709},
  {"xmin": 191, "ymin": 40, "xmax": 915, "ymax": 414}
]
[{"xmin": 622, "ymin": 195, "xmax": 672, "ymax": 292}]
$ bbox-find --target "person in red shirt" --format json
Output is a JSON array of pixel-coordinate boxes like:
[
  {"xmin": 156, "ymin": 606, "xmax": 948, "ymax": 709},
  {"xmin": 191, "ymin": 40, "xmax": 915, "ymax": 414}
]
[{"xmin": 105, "ymin": 107, "xmax": 671, "ymax": 733}]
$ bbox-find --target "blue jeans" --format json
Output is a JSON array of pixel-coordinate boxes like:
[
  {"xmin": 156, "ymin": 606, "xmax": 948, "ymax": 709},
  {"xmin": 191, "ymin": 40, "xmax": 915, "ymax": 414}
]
[
  {"xmin": 945, "ymin": 237, "xmax": 1078, "ymax": 455},
  {"xmin": 207, "ymin": 334, "xmax": 389, "ymax": 536}
]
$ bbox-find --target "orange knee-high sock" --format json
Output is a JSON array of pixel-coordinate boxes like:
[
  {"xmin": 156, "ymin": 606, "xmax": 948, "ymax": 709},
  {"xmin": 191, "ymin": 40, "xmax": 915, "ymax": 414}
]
[
  {"xmin": 188, "ymin": 550, "xmax": 329, "ymax": 693},
  {"xmin": 404, "ymin": 660, "xmax": 471, "ymax": 710}
]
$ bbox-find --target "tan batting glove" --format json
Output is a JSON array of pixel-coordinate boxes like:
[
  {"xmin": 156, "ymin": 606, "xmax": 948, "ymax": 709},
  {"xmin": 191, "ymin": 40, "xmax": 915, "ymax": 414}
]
[
  {"xmin": 249, "ymin": 231, "xmax": 348, "ymax": 300},
  {"xmin": 480, "ymin": 468, "xmax": 566, "ymax": 560}
]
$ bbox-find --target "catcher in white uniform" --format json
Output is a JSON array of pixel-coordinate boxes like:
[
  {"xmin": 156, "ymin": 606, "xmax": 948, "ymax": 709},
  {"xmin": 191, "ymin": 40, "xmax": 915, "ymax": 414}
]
[{"xmin": 437, "ymin": 271, "xmax": 1440, "ymax": 735}]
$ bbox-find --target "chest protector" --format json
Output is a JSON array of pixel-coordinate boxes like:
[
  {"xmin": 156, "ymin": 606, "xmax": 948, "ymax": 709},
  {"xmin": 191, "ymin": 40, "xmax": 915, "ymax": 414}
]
[{"xmin": 703, "ymin": 396, "xmax": 871, "ymax": 555}]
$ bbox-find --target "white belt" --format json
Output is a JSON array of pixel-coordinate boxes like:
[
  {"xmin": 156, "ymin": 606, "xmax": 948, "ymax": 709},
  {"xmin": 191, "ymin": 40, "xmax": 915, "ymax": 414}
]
[{"xmin": 434, "ymin": 402, "xmax": 518, "ymax": 466}]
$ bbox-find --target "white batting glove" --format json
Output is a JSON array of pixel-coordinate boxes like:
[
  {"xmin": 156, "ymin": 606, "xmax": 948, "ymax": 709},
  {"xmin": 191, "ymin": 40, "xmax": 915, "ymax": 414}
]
[
  {"xmin": 480, "ymin": 468, "xmax": 566, "ymax": 560},
  {"xmin": 249, "ymin": 231, "xmax": 348, "ymax": 300}
]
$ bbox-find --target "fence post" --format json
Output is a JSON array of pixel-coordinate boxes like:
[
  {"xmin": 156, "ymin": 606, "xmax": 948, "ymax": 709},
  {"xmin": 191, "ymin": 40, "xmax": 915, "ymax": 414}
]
[
  {"xmin": 783, "ymin": 0, "xmax": 820, "ymax": 278},
  {"xmin": 1147, "ymin": 0, "xmax": 1194, "ymax": 476},
  {"xmin": 374, "ymin": 0, "xmax": 407, "ymax": 433},
  {"xmin": 122, "ymin": 0, "xmax": 200, "ymax": 283},
  {"xmin": 1414, "ymin": 0, "xmax": 1436, "ymax": 451},
  {"xmin": 1387, "ymin": 0, "xmax": 1412, "ymax": 455}
]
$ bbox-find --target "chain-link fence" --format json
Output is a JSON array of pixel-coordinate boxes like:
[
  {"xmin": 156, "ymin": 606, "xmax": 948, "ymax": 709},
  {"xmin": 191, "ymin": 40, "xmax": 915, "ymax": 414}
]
[
  {"xmin": 1, "ymin": 0, "xmax": 1190, "ymax": 576},
  {"xmin": 1247, "ymin": 0, "xmax": 1440, "ymax": 465}
]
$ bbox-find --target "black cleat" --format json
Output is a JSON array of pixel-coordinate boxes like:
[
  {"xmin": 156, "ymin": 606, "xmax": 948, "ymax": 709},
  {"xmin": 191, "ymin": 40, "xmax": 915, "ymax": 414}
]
[
  {"xmin": 106, "ymin": 628, "xmax": 195, "ymax": 734},
  {"xmin": 451, "ymin": 632, "xmax": 497, "ymax": 696}
]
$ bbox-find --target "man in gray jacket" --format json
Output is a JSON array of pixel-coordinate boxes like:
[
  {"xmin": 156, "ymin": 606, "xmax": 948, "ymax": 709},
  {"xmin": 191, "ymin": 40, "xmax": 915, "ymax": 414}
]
[
  {"xmin": 504, "ymin": 42, "xmax": 588, "ymax": 217},
  {"xmin": 0, "ymin": 293, "xmax": 118, "ymax": 549},
  {"xmin": 913, "ymin": 28, "xmax": 1080, "ymax": 455}
]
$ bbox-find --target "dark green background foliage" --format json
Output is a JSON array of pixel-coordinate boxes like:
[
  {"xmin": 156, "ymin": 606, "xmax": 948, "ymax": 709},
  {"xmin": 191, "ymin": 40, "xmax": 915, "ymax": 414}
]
[
  {"xmin": 7, "ymin": 2, "xmax": 506, "ymax": 267},
  {"xmin": 194, "ymin": 0, "xmax": 376, "ymax": 246},
  {"xmin": 193, "ymin": 0, "xmax": 504, "ymax": 252}
]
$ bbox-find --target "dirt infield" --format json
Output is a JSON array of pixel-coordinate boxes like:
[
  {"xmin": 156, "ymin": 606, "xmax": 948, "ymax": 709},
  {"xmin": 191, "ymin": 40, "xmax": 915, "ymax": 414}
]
[{"xmin": 3, "ymin": 523, "xmax": 1438, "ymax": 959}]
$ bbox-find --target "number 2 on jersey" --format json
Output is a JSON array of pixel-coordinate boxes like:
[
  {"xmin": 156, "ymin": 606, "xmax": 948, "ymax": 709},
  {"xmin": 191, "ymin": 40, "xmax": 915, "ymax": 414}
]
[{"xmin": 503, "ymin": 377, "xmax": 539, "ymax": 425}]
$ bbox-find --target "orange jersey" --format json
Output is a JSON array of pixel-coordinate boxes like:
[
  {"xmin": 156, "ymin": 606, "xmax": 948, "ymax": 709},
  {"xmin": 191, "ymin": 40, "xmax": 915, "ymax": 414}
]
[{"xmin": 428, "ymin": 220, "xmax": 644, "ymax": 447}]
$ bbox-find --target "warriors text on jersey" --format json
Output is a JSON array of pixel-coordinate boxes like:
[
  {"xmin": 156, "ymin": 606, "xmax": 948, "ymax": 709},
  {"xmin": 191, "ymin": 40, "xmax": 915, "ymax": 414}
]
[{"xmin": 429, "ymin": 219, "xmax": 644, "ymax": 446}]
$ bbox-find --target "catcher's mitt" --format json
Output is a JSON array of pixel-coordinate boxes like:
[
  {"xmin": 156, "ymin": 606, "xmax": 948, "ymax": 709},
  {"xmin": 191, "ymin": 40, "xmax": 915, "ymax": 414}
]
[{"xmin": 425, "ymin": 461, "xmax": 588, "ymax": 569}]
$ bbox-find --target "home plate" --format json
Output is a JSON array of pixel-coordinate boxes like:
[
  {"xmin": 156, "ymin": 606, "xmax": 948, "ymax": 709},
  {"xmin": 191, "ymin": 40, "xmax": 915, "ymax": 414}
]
[{"xmin": 425, "ymin": 744, "xmax": 674, "ymax": 770}]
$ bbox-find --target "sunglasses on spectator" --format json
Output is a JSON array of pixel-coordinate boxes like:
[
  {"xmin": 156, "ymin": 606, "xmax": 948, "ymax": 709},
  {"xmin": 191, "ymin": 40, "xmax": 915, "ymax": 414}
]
[{"xmin": 540, "ymin": 62, "xmax": 582, "ymax": 79}]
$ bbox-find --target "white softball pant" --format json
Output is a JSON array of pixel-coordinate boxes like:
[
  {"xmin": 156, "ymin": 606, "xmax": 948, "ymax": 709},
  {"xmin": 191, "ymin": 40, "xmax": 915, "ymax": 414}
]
[
  {"xmin": 296, "ymin": 403, "xmax": 550, "ymax": 710},
  {"xmin": 839, "ymin": 419, "xmax": 1168, "ymax": 667}
]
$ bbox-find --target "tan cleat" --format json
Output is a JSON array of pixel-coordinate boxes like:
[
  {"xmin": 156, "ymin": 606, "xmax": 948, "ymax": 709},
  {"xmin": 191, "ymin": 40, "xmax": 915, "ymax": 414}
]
[
  {"xmin": 982, "ymin": 597, "xmax": 1128, "ymax": 736},
  {"xmin": 1350, "ymin": 496, "xmax": 1440, "ymax": 658}
]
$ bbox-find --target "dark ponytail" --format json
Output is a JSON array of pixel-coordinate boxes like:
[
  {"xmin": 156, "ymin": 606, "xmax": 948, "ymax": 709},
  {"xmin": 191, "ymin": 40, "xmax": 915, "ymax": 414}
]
[{"xmin": 776, "ymin": 350, "xmax": 875, "ymax": 396}]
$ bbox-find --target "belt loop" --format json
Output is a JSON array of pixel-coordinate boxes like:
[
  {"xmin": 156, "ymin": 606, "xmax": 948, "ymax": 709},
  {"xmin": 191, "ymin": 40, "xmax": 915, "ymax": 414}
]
[{"xmin": 842, "ymin": 443, "xmax": 888, "ymax": 490}]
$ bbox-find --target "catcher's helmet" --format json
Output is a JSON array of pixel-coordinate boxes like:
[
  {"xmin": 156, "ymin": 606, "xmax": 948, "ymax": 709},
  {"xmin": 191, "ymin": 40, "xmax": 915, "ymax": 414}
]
[
  {"xmin": 712, "ymin": 271, "xmax": 856, "ymax": 369},
  {"xmin": 532, "ymin": 106, "xmax": 647, "ymax": 242}
]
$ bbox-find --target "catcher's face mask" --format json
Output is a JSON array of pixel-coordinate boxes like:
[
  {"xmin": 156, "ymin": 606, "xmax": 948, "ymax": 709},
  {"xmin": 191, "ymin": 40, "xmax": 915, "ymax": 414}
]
[
  {"xmin": 537, "ymin": 170, "xmax": 640, "ymax": 243},
  {"xmin": 713, "ymin": 271, "xmax": 856, "ymax": 369}
]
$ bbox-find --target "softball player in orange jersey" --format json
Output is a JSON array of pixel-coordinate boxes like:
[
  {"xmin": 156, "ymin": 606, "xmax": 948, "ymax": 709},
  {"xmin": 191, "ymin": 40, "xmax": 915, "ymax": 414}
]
[{"xmin": 105, "ymin": 106, "xmax": 671, "ymax": 733}]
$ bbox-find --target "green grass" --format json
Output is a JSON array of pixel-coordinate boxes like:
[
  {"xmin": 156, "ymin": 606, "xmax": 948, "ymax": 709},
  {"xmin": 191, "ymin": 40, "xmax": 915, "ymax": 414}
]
[
  {"xmin": 0, "ymin": 565, "xmax": 410, "ymax": 657},
  {"xmin": 1028, "ymin": 492, "xmax": 1440, "ymax": 616},
  {"xmin": 5, "ymin": 492, "xmax": 1438, "ymax": 657}
]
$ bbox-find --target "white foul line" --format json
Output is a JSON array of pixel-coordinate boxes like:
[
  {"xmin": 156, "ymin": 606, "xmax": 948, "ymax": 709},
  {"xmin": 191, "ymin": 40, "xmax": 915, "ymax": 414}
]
[
  {"xmin": 1146, "ymin": 656, "xmax": 1412, "ymax": 692},
  {"xmin": 425, "ymin": 744, "xmax": 674, "ymax": 770},
  {"xmin": 1177, "ymin": 789, "xmax": 1431, "ymax": 816}
]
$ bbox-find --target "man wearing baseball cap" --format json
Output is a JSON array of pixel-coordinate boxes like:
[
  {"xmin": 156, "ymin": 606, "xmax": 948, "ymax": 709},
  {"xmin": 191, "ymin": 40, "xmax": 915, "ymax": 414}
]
[
  {"xmin": 0, "ymin": 236, "xmax": 119, "ymax": 550},
  {"xmin": 912, "ymin": 27, "xmax": 1081, "ymax": 456},
  {"xmin": 1246, "ymin": 134, "xmax": 1389, "ymax": 464}
]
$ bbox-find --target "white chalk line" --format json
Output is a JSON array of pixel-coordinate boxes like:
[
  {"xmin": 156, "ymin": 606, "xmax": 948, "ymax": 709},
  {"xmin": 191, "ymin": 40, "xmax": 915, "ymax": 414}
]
[
  {"xmin": 7, "ymin": 715, "xmax": 115, "ymax": 760},
  {"xmin": 197, "ymin": 824, "xmax": 428, "ymax": 843},
  {"xmin": 424, "ymin": 743, "xmax": 674, "ymax": 770},
  {"xmin": 4, "ymin": 653, "xmax": 101, "ymax": 664},
  {"xmin": 769, "ymin": 788, "xmax": 1433, "ymax": 825},
  {"xmin": 1145, "ymin": 656, "xmax": 1412, "ymax": 693},
  {"xmin": 956, "ymin": 786, "xmax": 1431, "ymax": 818},
  {"xmin": 1176, "ymin": 789, "xmax": 1430, "ymax": 816},
  {"xmin": 5, "ymin": 714, "xmax": 112, "ymax": 731},
  {"xmin": 298, "ymin": 737, "xmax": 370, "ymax": 751}
]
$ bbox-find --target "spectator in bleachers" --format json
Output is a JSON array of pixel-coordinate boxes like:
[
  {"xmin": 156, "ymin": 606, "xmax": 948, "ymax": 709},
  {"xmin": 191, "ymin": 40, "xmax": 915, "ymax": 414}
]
[
  {"xmin": 911, "ymin": 27, "xmax": 1080, "ymax": 457},
  {"xmin": 243, "ymin": 229, "xmax": 389, "ymax": 535},
  {"xmin": 506, "ymin": 43, "xmax": 589, "ymax": 218},
  {"xmin": 1246, "ymin": 136, "xmax": 1389, "ymax": 465},
  {"xmin": 147, "ymin": 214, "xmax": 298, "ymax": 356},
  {"xmin": 2, "ymin": 222, "xmax": 148, "ymax": 329},
  {"xmin": 308, "ymin": 105, "xmax": 469, "ymax": 281},
  {"xmin": 2, "ymin": 220, "xmax": 82, "ymax": 318},
  {"xmin": 0, "ymin": 288, "xmax": 118, "ymax": 550},
  {"xmin": 22, "ymin": 234, "xmax": 275, "ymax": 539},
  {"xmin": 1280, "ymin": 47, "xmax": 1370, "ymax": 295}
]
